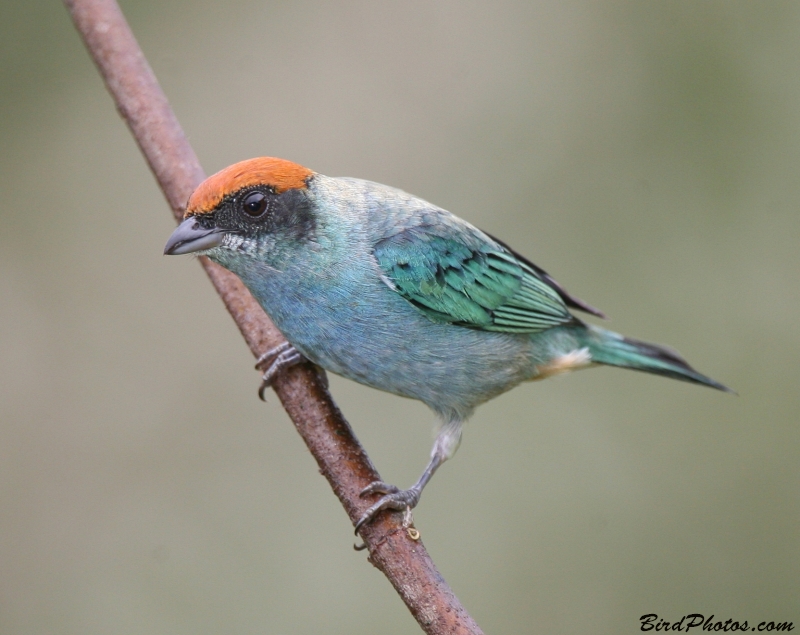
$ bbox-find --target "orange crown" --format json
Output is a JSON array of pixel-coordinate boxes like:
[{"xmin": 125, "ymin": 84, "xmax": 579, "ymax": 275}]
[{"xmin": 186, "ymin": 157, "xmax": 313, "ymax": 216}]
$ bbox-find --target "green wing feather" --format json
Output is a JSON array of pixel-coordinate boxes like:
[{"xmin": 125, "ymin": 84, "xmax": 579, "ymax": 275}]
[{"xmin": 374, "ymin": 224, "xmax": 580, "ymax": 333}]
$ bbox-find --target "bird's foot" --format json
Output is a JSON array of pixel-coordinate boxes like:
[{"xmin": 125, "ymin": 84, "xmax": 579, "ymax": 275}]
[
  {"xmin": 355, "ymin": 481, "xmax": 421, "ymax": 534},
  {"xmin": 255, "ymin": 342, "xmax": 306, "ymax": 400},
  {"xmin": 255, "ymin": 341, "xmax": 294, "ymax": 371}
]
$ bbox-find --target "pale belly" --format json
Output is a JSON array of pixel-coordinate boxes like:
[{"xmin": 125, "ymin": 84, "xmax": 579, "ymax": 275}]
[{"xmin": 244, "ymin": 269, "xmax": 537, "ymax": 420}]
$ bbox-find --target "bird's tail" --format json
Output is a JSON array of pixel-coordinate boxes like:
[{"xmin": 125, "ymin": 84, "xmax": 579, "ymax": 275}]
[{"xmin": 580, "ymin": 325, "xmax": 733, "ymax": 393}]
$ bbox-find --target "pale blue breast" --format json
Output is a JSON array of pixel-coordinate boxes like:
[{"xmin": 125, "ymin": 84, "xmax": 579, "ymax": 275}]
[
  {"xmin": 211, "ymin": 175, "xmax": 581, "ymax": 421},
  {"xmin": 238, "ymin": 249, "xmax": 537, "ymax": 421}
]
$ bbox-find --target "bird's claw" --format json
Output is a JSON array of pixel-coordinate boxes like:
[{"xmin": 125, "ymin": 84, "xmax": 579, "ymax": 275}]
[
  {"xmin": 359, "ymin": 481, "xmax": 400, "ymax": 497},
  {"xmin": 354, "ymin": 481, "xmax": 421, "ymax": 534},
  {"xmin": 256, "ymin": 342, "xmax": 305, "ymax": 400},
  {"xmin": 255, "ymin": 341, "xmax": 294, "ymax": 371}
]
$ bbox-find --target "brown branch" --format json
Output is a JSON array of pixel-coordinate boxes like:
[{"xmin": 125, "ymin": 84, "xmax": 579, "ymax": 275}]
[{"xmin": 63, "ymin": 1, "xmax": 484, "ymax": 633}]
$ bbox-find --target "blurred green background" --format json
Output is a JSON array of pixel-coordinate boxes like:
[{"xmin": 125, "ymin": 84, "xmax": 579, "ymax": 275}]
[{"xmin": 1, "ymin": 1, "xmax": 798, "ymax": 633}]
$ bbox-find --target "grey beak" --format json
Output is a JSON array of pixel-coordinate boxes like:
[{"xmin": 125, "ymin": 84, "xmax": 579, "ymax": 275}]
[{"xmin": 164, "ymin": 217, "xmax": 224, "ymax": 255}]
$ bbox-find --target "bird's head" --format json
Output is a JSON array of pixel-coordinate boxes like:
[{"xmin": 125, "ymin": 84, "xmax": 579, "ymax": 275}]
[{"xmin": 164, "ymin": 157, "xmax": 317, "ymax": 270}]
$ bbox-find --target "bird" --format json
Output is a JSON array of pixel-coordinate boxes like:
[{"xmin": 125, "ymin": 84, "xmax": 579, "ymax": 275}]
[{"xmin": 164, "ymin": 157, "xmax": 731, "ymax": 532}]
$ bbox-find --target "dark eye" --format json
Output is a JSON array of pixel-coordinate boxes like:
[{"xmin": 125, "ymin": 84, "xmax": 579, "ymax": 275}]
[{"xmin": 242, "ymin": 191, "xmax": 268, "ymax": 217}]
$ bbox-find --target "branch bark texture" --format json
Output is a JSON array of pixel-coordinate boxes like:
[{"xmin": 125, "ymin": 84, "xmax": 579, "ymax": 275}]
[{"xmin": 63, "ymin": 1, "xmax": 484, "ymax": 633}]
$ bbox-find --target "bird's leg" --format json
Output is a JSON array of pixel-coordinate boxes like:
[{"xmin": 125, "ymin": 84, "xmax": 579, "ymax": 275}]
[
  {"xmin": 256, "ymin": 342, "xmax": 306, "ymax": 400},
  {"xmin": 355, "ymin": 419, "xmax": 463, "ymax": 534}
]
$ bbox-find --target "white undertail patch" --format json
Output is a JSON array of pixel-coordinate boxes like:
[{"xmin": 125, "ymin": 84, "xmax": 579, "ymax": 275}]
[{"xmin": 534, "ymin": 347, "xmax": 593, "ymax": 380}]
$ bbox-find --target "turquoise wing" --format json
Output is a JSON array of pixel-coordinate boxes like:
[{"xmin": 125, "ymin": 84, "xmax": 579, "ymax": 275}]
[{"xmin": 373, "ymin": 224, "xmax": 588, "ymax": 333}]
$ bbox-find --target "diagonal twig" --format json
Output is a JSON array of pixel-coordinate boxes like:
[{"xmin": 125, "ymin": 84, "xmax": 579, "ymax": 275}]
[{"xmin": 63, "ymin": 1, "xmax": 484, "ymax": 633}]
